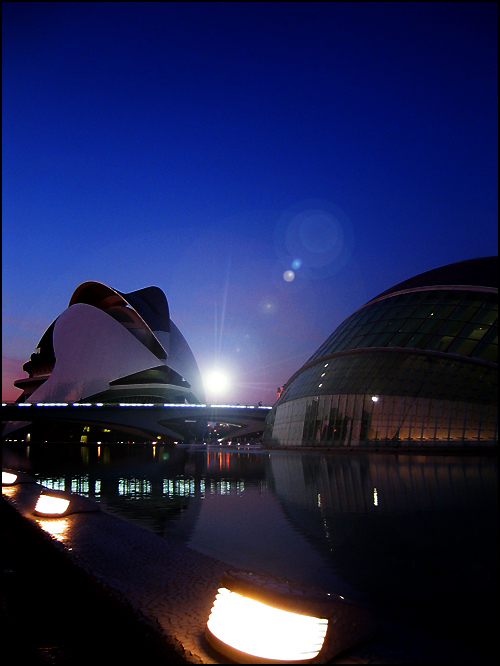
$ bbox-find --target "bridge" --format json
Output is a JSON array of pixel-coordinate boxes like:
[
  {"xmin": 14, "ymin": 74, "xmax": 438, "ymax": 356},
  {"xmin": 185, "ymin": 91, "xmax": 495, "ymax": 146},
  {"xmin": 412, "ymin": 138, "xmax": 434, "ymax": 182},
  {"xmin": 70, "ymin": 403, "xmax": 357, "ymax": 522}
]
[{"xmin": 2, "ymin": 402, "xmax": 273, "ymax": 442}]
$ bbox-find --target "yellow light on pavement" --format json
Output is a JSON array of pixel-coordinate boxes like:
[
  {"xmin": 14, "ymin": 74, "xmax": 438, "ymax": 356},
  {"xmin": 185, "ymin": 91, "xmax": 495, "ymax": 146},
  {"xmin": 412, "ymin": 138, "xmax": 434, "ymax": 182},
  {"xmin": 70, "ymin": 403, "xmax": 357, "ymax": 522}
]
[{"xmin": 37, "ymin": 518, "xmax": 70, "ymax": 541}]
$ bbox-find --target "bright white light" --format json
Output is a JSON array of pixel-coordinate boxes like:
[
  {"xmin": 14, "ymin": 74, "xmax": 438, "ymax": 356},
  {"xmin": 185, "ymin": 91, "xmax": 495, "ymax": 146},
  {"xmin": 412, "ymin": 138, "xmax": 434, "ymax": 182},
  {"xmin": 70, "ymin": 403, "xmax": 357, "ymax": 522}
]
[
  {"xmin": 2, "ymin": 471, "xmax": 18, "ymax": 485},
  {"xmin": 205, "ymin": 370, "xmax": 230, "ymax": 395},
  {"xmin": 35, "ymin": 494, "xmax": 70, "ymax": 516},
  {"xmin": 207, "ymin": 587, "xmax": 328, "ymax": 661},
  {"xmin": 371, "ymin": 396, "xmax": 379, "ymax": 402},
  {"xmin": 283, "ymin": 269, "xmax": 295, "ymax": 282}
]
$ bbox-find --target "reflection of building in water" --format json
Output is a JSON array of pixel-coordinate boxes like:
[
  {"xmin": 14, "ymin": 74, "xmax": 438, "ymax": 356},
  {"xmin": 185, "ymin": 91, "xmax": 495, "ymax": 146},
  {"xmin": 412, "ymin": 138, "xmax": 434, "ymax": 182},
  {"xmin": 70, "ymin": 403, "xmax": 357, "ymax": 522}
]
[
  {"xmin": 266, "ymin": 452, "xmax": 497, "ymax": 650},
  {"xmin": 268, "ymin": 453, "xmax": 497, "ymax": 516},
  {"xmin": 20, "ymin": 444, "xmax": 268, "ymax": 540},
  {"xmin": 264, "ymin": 257, "xmax": 498, "ymax": 449}
]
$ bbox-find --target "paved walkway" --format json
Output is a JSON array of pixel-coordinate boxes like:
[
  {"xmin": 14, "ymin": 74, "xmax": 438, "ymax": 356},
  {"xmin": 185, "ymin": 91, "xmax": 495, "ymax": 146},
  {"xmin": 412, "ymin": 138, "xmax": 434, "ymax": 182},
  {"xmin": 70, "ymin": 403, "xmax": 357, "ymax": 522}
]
[{"xmin": 2, "ymin": 482, "xmax": 488, "ymax": 664}]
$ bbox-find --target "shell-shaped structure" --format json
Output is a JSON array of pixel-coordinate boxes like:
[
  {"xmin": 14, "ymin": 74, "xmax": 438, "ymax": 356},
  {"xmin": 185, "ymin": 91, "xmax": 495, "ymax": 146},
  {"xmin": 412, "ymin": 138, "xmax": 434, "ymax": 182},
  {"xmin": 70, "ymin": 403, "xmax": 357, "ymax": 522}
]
[
  {"xmin": 14, "ymin": 281, "xmax": 205, "ymax": 405},
  {"xmin": 265, "ymin": 257, "xmax": 498, "ymax": 448}
]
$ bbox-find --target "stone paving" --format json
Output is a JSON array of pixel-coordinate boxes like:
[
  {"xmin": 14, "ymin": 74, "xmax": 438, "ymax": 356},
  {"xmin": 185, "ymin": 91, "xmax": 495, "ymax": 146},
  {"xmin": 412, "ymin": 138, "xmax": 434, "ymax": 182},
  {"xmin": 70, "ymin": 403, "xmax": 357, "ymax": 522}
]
[{"xmin": 2, "ymin": 481, "xmax": 483, "ymax": 664}]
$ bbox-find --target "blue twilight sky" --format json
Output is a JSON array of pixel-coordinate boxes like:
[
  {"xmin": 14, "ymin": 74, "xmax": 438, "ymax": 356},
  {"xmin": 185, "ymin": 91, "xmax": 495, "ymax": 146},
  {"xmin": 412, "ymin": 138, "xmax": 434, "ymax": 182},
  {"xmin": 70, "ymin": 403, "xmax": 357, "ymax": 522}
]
[{"xmin": 2, "ymin": 2, "xmax": 498, "ymax": 404}]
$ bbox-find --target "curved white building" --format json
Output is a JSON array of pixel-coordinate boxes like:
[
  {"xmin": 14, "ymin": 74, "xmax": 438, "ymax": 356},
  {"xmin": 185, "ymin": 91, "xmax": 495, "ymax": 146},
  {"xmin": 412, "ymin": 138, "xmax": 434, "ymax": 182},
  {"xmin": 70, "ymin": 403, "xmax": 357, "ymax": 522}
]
[{"xmin": 14, "ymin": 281, "xmax": 205, "ymax": 405}]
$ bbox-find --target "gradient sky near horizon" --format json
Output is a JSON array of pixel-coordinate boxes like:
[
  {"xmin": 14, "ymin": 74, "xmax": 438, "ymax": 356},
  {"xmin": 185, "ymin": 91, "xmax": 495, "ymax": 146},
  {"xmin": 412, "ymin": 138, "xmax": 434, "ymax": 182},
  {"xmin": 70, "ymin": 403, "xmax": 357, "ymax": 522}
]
[{"xmin": 2, "ymin": 2, "xmax": 498, "ymax": 405}]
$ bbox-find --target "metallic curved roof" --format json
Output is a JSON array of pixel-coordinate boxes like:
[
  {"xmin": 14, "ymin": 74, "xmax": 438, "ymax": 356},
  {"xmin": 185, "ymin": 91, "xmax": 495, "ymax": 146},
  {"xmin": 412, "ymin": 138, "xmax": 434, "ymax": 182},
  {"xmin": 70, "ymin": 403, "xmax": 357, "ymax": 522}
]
[
  {"xmin": 118, "ymin": 286, "xmax": 170, "ymax": 333},
  {"xmin": 372, "ymin": 256, "xmax": 497, "ymax": 301},
  {"xmin": 277, "ymin": 257, "xmax": 498, "ymax": 407},
  {"xmin": 69, "ymin": 281, "xmax": 168, "ymax": 359}
]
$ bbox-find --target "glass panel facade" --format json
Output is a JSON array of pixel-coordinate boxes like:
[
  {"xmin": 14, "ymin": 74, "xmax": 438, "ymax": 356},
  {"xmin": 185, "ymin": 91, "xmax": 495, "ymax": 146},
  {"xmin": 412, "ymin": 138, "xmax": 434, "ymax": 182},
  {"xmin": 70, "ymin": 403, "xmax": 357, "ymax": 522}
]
[
  {"xmin": 306, "ymin": 289, "xmax": 497, "ymax": 364},
  {"xmin": 268, "ymin": 392, "xmax": 497, "ymax": 448},
  {"xmin": 267, "ymin": 285, "xmax": 497, "ymax": 449}
]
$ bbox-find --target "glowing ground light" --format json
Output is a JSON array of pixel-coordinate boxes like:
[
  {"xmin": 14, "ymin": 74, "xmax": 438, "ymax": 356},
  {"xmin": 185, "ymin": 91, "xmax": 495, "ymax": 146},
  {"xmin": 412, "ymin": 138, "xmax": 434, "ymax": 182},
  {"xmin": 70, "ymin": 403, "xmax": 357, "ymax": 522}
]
[
  {"xmin": 283, "ymin": 269, "xmax": 295, "ymax": 282},
  {"xmin": 206, "ymin": 587, "xmax": 328, "ymax": 661},
  {"xmin": 2, "ymin": 471, "xmax": 18, "ymax": 485},
  {"xmin": 34, "ymin": 494, "xmax": 71, "ymax": 516}
]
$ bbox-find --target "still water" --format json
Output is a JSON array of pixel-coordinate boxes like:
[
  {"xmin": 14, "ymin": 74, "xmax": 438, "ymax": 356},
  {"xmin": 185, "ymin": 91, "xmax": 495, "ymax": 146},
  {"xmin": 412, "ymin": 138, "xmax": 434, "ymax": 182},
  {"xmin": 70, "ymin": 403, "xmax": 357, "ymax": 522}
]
[{"xmin": 3, "ymin": 443, "xmax": 498, "ymax": 654}]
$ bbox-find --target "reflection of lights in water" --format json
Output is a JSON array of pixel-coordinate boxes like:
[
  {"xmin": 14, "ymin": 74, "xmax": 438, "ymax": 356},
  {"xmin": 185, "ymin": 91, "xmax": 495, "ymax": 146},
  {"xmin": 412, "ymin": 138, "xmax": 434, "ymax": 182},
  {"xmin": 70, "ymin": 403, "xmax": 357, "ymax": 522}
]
[
  {"xmin": 38, "ymin": 476, "xmax": 65, "ymax": 491},
  {"xmin": 207, "ymin": 587, "xmax": 328, "ymax": 661},
  {"xmin": 118, "ymin": 478, "xmax": 151, "ymax": 497},
  {"xmin": 283, "ymin": 269, "xmax": 295, "ymax": 282},
  {"xmin": 71, "ymin": 475, "xmax": 89, "ymax": 495},
  {"xmin": 373, "ymin": 488, "xmax": 378, "ymax": 506},
  {"xmin": 37, "ymin": 518, "xmax": 70, "ymax": 541}
]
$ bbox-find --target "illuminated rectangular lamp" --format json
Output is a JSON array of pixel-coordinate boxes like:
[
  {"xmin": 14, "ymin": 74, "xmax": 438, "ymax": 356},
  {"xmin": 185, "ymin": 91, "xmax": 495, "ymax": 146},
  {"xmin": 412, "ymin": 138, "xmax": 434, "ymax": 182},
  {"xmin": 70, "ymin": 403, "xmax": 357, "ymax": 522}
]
[
  {"xmin": 205, "ymin": 571, "xmax": 378, "ymax": 664},
  {"xmin": 34, "ymin": 489, "xmax": 100, "ymax": 518},
  {"xmin": 2, "ymin": 469, "xmax": 36, "ymax": 486}
]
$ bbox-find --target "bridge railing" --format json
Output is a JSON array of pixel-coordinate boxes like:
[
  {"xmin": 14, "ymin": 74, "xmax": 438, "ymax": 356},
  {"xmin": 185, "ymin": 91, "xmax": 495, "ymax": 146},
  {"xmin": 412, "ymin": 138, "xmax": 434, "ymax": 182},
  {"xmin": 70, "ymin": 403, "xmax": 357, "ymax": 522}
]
[{"xmin": 2, "ymin": 402, "xmax": 272, "ymax": 410}]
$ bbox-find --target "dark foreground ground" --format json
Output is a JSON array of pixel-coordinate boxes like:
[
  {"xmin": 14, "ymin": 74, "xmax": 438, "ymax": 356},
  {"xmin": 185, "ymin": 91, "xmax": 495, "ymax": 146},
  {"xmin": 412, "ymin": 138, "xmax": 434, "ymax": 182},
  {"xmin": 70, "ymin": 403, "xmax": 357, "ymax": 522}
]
[{"xmin": 2, "ymin": 499, "xmax": 185, "ymax": 665}]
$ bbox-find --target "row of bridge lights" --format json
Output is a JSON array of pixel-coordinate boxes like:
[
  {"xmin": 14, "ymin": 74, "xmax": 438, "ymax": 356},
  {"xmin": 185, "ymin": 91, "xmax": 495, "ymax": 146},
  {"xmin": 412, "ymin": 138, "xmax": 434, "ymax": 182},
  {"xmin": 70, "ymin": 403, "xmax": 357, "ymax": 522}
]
[{"xmin": 3, "ymin": 402, "xmax": 272, "ymax": 409}]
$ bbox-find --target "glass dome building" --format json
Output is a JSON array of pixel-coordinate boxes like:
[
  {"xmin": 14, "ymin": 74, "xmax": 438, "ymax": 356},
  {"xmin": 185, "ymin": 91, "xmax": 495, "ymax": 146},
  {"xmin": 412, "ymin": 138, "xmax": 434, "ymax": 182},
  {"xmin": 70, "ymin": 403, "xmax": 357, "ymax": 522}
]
[{"xmin": 264, "ymin": 257, "xmax": 498, "ymax": 449}]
